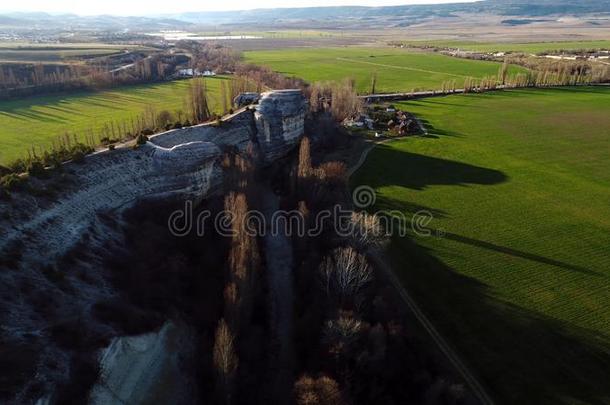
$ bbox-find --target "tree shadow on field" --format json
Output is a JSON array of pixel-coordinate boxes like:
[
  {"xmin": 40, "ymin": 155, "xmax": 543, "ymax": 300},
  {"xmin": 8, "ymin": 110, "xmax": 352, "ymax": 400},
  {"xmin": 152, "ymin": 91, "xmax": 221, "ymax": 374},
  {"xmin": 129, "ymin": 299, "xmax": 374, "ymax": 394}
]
[
  {"xmin": 440, "ymin": 231, "xmax": 599, "ymax": 276},
  {"xmin": 0, "ymin": 109, "xmax": 68, "ymax": 123},
  {"xmin": 359, "ymin": 143, "xmax": 508, "ymax": 191},
  {"xmin": 353, "ymin": 139, "xmax": 610, "ymax": 403},
  {"xmin": 387, "ymin": 229, "xmax": 610, "ymax": 405},
  {"xmin": 418, "ymin": 118, "xmax": 462, "ymax": 138}
]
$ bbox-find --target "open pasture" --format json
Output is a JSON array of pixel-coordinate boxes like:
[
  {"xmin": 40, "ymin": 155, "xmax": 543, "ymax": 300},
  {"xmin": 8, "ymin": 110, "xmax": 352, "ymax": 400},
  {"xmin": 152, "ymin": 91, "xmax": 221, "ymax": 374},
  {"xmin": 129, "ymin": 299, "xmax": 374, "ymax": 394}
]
[
  {"xmin": 0, "ymin": 77, "xmax": 227, "ymax": 165},
  {"xmin": 353, "ymin": 87, "xmax": 610, "ymax": 404},
  {"xmin": 244, "ymin": 47, "xmax": 526, "ymax": 93}
]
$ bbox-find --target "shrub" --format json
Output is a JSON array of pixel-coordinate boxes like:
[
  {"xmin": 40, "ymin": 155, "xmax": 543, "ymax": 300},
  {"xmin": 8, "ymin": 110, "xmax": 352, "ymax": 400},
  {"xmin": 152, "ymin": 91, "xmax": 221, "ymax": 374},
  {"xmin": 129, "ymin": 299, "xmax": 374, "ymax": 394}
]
[
  {"xmin": 0, "ymin": 173, "xmax": 27, "ymax": 192},
  {"xmin": 100, "ymin": 136, "xmax": 119, "ymax": 145},
  {"xmin": 25, "ymin": 160, "xmax": 46, "ymax": 177},
  {"xmin": 69, "ymin": 144, "xmax": 93, "ymax": 163},
  {"xmin": 156, "ymin": 110, "xmax": 174, "ymax": 129},
  {"xmin": 136, "ymin": 134, "xmax": 149, "ymax": 145},
  {"xmin": 314, "ymin": 161, "xmax": 346, "ymax": 183},
  {"xmin": 71, "ymin": 150, "xmax": 86, "ymax": 163},
  {"xmin": 322, "ymin": 314, "xmax": 364, "ymax": 357}
]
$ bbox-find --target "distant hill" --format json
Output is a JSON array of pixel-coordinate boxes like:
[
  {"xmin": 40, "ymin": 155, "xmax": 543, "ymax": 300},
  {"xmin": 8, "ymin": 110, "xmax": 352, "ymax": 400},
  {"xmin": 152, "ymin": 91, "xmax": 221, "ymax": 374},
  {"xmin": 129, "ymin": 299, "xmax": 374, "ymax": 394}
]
[
  {"xmin": 1, "ymin": 0, "xmax": 609, "ymax": 30},
  {"xmin": 175, "ymin": 0, "xmax": 610, "ymax": 25},
  {"xmin": 0, "ymin": 12, "xmax": 192, "ymax": 30}
]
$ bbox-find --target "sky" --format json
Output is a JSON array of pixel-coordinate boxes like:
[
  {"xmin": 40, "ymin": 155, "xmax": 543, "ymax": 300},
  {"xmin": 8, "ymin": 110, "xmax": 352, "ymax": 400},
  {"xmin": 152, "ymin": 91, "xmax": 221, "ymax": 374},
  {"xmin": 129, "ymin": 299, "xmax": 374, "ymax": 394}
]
[{"xmin": 0, "ymin": 0, "xmax": 477, "ymax": 16}]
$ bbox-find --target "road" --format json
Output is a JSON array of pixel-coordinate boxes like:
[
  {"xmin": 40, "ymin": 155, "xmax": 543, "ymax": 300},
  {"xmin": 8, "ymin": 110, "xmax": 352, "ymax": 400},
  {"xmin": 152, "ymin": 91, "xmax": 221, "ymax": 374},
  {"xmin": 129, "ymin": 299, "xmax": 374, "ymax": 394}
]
[
  {"xmin": 261, "ymin": 188, "xmax": 294, "ymax": 403},
  {"xmin": 362, "ymin": 82, "xmax": 610, "ymax": 102}
]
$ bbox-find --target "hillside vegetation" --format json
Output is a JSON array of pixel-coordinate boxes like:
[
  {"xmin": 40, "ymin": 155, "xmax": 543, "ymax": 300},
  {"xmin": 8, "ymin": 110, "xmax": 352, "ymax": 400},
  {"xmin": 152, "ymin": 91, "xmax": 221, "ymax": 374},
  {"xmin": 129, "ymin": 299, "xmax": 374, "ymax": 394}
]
[{"xmin": 353, "ymin": 87, "xmax": 610, "ymax": 404}]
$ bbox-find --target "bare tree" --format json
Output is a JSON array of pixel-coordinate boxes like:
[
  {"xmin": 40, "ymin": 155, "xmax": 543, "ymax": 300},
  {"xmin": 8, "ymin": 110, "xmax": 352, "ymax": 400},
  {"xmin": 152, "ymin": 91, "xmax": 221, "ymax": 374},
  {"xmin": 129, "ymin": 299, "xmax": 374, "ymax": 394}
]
[
  {"xmin": 321, "ymin": 314, "xmax": 365, "ymax": 363},
  {"xmin": 347, "ymin": 211, "xmax": 386, "ymax": 249},
  {"xmin": 330, "ymin": 79, "xmax": 362, "ymax": 122},
  {"xmin": 189, "ymin": 78, "xmax": 211, "ymax": 123},
  {"xmin": 213, "ymin": 318, "xmax": 238, "ymax": 404},
  {"xmin": 294, "ymin": 374, "xmax": 346, "ymax": 405},
  {"xmin": 298, "ymin": 137, "xmax": 312, "ymax": 179},
  {"xmin": 370, "ymin": 71, "xmax": 378, "ymax": 94},
  {"xmin": 320, "ymin": 247, "xmax": 373, "ymax": 306}
]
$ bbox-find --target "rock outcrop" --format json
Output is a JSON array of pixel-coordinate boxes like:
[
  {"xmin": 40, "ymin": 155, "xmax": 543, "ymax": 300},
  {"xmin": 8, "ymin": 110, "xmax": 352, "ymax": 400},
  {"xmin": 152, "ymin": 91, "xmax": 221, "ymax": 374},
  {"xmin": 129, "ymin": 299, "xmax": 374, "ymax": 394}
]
[
  {"xmin": 89, "ymin": 322, "xmax": 195, "ymax": 405},
  {"xmin": 255, "ymin": 90, "xmax": 307, "ymax": 163},
  {"xmin": 0, "ymin": 90, "xmax": 305, "ymax": 270},
  {"xmin": 0, "ymin": 89, "xmax": 306, "ymax": 404}
]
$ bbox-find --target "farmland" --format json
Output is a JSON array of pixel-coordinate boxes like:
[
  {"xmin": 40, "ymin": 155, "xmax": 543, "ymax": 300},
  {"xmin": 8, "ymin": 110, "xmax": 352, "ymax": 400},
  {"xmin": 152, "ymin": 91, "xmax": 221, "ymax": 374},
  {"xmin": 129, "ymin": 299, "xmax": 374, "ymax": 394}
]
[
  {"xmin": 0, "ymin": 43, "xmax": 151, "ymax": 63},
  {"xmin": 402, "ymin": 39, "xmax": 610, "ymax": 54},
  {"xmin": 0, "ymin": 77, "xmax": 227, "ymax": 165},
  {"xmin": 352, "ymin": 87, "xmax": 610, "ymax": 404},
  {"xmin": 244, "ymin": 47, "xmax": 527, "ymax": 93}
]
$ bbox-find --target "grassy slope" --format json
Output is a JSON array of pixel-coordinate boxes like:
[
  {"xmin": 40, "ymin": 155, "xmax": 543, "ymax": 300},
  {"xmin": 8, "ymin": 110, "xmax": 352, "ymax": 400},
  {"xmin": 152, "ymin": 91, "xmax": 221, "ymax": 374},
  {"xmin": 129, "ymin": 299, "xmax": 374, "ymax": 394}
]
[
  {"xmin": 0, "ymin": 77, "xmax": 227, "ymax": 165},
  {"xmin": 353, "ymin": 87, "xmax": 610, "ymax": 404},
  {"xmin": 244, "ymin": 47, "xmax": 526, "ymax": 93}
]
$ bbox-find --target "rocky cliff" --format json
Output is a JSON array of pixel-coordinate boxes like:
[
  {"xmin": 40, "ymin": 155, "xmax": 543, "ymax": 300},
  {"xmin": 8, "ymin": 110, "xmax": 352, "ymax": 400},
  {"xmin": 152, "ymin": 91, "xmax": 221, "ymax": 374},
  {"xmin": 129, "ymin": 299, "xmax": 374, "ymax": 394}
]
[
  {"xmin": 0, "ymin": 89, "xmax": 306, "ymax": 404},
  {"xmin": 255, "ymin": 90, "xmax": 307, "ymax": 163}
]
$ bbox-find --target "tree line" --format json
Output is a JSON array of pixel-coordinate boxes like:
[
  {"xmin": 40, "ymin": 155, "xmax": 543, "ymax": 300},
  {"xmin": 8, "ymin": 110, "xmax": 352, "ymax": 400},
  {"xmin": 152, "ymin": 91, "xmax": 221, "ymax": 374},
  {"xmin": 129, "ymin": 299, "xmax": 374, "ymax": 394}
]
[{"xmin": 0, "ymin": 53, "xmax": 189, "ymax": 99}]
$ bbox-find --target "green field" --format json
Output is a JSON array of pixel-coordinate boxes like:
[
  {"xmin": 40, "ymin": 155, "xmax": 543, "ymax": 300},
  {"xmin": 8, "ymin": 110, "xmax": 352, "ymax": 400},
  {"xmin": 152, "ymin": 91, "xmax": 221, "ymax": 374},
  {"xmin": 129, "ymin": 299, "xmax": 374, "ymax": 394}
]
[
  {"xmin": 196, "ymin": 30, "xmax": 341, "ymax": 38},
  {"xmin": 0, "ymin": 77, "xmax": 226, "ymax": 165},
  {"xmin": 353, "ymin": 87, "xmax": 610, "ymax": 404},
  {"xmin": 403, "ymin": 40, "xmax": 610, "ymax": 54},
  {"xmin": 0, "ymin": 43, "xmax": 150, "ymax": 63},
  {"xmin": 244, "ymin": 47, "xmax": 526, "ymax": 93}
]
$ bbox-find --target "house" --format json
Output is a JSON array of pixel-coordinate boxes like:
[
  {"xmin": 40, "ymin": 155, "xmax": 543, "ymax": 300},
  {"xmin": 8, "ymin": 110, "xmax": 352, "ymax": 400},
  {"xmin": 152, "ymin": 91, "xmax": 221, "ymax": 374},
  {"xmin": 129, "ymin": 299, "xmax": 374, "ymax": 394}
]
[
  {"xmin": 177, "ymin": 68, "xmax": 199, "ymax": 77},
  {"xmin": 177, "ymin": 69, "xmax": 217, "ymax": 77}
]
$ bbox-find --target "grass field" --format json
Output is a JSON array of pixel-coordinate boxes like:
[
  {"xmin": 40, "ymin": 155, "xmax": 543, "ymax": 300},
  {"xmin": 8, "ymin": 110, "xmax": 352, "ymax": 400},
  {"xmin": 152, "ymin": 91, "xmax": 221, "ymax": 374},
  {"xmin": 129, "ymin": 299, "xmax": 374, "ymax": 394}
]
[
  {"xmin": 244, "ymin": 47, "xmax": 526, "ymax": 93},
  {"xmin": 353, "ymin": 87, "xmax": 610, "ymax": 404},
  {"xmin": 404, "ymin": 40, "xmax": 610, "ymax": 54},
  {"xmin": 0, "ymin": 43, "xmax": 150, "ymax": 63},
  {"xmin": 0, "ymin": 77, "xmax": 227, "ymax": 165}
]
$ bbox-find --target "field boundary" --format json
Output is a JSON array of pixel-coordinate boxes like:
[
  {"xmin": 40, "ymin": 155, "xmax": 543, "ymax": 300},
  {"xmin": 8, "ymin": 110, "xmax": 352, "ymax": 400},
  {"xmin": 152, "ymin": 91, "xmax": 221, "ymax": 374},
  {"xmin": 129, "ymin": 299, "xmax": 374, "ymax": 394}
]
[
  {"xmin": 362, "ymin": 83, "xmax": 610, "ymax": 102},
  {"xmin": 336, "ymin": 57, "xmax": 471, "ymax": 78}
]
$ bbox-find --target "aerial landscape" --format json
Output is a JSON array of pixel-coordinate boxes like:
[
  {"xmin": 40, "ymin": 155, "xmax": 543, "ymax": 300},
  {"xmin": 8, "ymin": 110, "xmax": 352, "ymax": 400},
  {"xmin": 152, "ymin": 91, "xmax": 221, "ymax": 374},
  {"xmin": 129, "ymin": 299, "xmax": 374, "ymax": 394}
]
[{"xmin": 0, "ymin": 0, "xmax": 609, "ymax": 404}]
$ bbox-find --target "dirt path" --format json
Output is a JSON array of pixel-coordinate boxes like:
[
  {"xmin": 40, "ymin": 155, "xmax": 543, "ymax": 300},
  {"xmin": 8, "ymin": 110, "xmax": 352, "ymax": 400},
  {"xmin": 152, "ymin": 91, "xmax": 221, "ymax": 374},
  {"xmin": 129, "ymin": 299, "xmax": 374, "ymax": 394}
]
[
  {"xmin": 369, "ymin": 252, "xmax": 495, "ymax": 405},
  {"xmin": 261, "ymin": 188, "xmax": 294, "ymax": 402},
  {"xmin": 348, "ymin": 135, "xmax": 495, "ymax": 405}
]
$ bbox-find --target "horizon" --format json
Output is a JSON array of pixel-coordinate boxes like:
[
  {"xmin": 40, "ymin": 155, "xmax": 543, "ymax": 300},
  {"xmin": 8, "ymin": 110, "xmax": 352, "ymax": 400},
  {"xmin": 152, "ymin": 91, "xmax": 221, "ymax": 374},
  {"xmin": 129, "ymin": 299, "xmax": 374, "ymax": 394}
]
[{"xmin": 0, "ymin": 0, "xmax": 479, "ymax": 17}]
